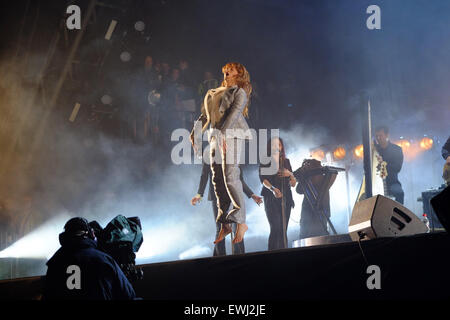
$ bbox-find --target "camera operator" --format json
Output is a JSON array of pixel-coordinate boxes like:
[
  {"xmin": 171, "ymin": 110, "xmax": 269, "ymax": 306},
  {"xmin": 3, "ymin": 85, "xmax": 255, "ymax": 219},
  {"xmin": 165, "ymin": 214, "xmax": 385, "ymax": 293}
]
[{"xmin": 43, "ymin": 217, "xmax": 136, "ymax": 300}]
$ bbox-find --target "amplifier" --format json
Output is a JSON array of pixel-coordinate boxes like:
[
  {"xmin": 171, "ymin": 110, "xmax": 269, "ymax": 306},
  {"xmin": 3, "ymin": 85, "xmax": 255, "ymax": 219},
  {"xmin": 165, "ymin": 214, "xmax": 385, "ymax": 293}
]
[
  {"xmin": 418, "ymin": 185, "xmax": 446, "ymax": 231},
  {"xmin": 349, "ymin": 195, "xmax": 428, "ymax": 240}
]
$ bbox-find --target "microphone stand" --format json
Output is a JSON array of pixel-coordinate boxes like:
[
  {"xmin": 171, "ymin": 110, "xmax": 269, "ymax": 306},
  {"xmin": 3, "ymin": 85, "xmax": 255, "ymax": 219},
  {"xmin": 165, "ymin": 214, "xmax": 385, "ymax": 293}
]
[{"xmin": 280, "ymin": 154, "xmax": 287, "ymax": 249}]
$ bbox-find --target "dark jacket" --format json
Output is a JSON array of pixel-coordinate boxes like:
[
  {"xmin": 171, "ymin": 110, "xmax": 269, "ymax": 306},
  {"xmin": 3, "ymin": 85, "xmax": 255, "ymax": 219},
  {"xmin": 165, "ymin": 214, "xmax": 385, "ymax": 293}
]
[
  {"xmin": 375, "ymin": 142, "xmax": 403, "ymax": 186},
  {"xmin": 259, "ymin": 158, "xmax": 295, "ymax": 209},
  {"xmin": 442, "ymin": 136, "xmax": 450, "ymax": 160},
  {"xmin": 197, "ymin": 162, "xmax": 254, "ymax": 201},
  {"xmin": 44, "ymin": 237, "xmax": 136, "ymax": 300}
]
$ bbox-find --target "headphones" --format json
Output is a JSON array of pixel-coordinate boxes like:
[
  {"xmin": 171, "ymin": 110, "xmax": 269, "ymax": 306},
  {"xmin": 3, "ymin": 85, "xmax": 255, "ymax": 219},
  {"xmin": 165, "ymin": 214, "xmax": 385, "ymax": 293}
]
[
  {"xmin": 80, "ymin": 218, "xmax": 96, "ymax": 240},
  {"xmin": 59, "ymin": 217, "xmax": 96, "ymax": 245}
]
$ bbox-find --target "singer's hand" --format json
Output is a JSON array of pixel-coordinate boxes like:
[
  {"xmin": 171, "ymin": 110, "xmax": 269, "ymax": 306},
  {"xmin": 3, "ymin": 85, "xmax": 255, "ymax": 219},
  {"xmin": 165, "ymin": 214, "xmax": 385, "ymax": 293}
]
[
  {"xmin": 251, "ymin": 194, "xmax": 263, "ymax": 206},
  {"xmin": 191, "ymin": 196, "xmax": 201, "ymax": 206},
  {"xmin": 272, "ymin": 188, "xmax": 282, "ymax": 198}
]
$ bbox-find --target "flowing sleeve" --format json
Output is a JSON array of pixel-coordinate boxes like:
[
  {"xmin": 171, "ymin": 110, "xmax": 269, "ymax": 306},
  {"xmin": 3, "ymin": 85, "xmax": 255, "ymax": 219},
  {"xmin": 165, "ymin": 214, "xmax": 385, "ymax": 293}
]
[{"xmin": 219, "ymin": 88, "xmax": 247, "ymax": 134}]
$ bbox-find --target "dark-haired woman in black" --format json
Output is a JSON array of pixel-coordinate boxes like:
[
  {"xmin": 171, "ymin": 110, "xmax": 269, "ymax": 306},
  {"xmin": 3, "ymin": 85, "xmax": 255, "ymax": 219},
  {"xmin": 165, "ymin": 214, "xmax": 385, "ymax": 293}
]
[{"xmin": 259, "ymin": 137, "xmax": 296, "ymax": 250}]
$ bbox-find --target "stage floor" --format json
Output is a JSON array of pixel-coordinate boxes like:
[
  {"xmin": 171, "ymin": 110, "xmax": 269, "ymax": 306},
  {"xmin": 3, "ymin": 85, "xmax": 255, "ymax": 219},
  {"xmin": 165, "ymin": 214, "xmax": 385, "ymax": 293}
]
[{"xmin": 0, "ymin": 231, "xmax": 449, "ymax": 300}]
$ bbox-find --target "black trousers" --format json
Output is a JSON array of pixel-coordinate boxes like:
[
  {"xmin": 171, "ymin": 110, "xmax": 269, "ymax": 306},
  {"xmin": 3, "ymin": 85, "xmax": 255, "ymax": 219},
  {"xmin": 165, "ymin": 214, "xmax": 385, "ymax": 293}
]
[
  {"xmin": 211, "ymin": 198, "xmax": 245, "ymax": 256},
  {"xmin": 388, "ymin": 182, "xmax": 404, "ymax": 205},
  {"xmin": 263, "ymin": 195, "xmax": 291, "ymax": 250},
  {"xmin": 299, "ymin": 200, "xmax": 329, "ymax": 240}
]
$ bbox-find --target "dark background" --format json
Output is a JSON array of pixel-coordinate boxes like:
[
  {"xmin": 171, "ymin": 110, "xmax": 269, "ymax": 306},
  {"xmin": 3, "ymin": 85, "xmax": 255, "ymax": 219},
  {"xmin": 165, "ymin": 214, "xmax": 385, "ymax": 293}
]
[{"xmin": 1, "ymin": 0, "xmax": 449, "ymax": 140}]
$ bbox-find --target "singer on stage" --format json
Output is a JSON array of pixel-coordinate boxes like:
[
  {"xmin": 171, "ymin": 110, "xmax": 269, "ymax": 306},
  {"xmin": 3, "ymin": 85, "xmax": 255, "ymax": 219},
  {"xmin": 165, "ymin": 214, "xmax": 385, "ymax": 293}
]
[{"xmin": 190, "ymin": 62, "xmax": 253, "ymax": 244}]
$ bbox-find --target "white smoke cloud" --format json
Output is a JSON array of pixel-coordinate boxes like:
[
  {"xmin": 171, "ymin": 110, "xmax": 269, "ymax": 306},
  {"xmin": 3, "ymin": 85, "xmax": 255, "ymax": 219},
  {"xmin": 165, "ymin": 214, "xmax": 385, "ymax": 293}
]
[
  {"xmin": 178, "ymin": 245, "xmax": 211, "ymax": 260},
  {"xmin": 0, "ymin": 213, "xmax": 72, "ymax": 259}
]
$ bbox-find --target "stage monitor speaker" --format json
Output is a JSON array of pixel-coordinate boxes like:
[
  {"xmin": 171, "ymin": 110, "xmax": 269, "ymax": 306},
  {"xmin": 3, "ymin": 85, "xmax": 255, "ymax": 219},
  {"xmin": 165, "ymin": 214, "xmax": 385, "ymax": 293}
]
[
  {"xmin": 348, "ymin": 195, "xmax": 428, "ymax": 241},
  {"xmin": 430, "ymin": 185, "xmax": 450, "ymax": 232}
]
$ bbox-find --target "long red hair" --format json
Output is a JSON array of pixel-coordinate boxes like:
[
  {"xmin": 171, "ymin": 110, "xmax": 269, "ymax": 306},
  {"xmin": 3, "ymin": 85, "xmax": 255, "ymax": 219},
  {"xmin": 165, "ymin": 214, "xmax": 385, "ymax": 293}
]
[{"xmin": 221, "ymin": 62, "xmax": 252, "ymax": 118}]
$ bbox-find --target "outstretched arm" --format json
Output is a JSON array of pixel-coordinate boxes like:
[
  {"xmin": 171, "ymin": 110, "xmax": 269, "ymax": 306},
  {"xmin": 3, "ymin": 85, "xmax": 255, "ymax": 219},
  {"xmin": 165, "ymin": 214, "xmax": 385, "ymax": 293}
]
[
  {"xmin": 197, "ymin": 163, "xmax": 210, "ymax": 198},
  {"xmin": 241, "ymin": 170, "xmax": 263, "ymax": 205},
  {"xmin": 240, "ymin": 169, "xmax": 253, "ymax": 199},
  {"xmin": 192, "ymin": 163, "xmax": 210, "ymax": 205}
]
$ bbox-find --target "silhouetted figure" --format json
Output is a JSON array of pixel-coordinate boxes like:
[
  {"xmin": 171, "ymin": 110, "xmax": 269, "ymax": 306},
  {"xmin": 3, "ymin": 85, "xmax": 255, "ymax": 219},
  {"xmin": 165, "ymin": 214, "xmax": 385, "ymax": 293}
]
[
  {"xmin": 442, "ymin": 136, "xmax": 450, "ymax": 162},
  {"xmin": 43, "ymin": 217, "xmax": 136, "ymax": 300},
  {"xmin": 259, "ymin": 137, "xmax": 296, "ymax": 250},
  {"xmin": 442, "ymin": 136, "xmax": 450, "ymax": 184}
]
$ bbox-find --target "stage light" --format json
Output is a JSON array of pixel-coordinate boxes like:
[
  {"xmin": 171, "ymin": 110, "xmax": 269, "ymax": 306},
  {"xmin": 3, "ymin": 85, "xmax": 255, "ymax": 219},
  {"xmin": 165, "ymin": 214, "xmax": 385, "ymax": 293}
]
[
  {"xmin": 333, "ymin": 147, "xmax": 346, "ymax": 161},
  {"xmin": 395, "ymin": 138, "xmax": 424, "ymax": 161},
  {"xmin": 310, "ymin": 149, "xmax": 325, "ymax": 161},
  {"xmin": 101, "ymin": 94, "xmax": 112, "ymax": 105},
  {"xmin": 120, "ymin": 51, "xmax": 131, "ymax": 62},
  {"xmin": 0, "ymin": 214, "xmax": 71, "ymax": 259},
  {"xmin": 134, "ymin": 21, "xmax": 145, "ymax": 32},
  {"xmin": 419, "ymin": 137, "xmax": 433, "ymax": 150},
  {"xmin": 396, "ymin": 139, "xmax": 411, "ymax": 151},
  {"xmin": 353, "ymin": 145, "xmax": 363, "ymax": 159},
  {"xmin": 69, "ymin": 103, "xmax": 81, "ymax": 122},
  {"xmin": 105, "ymin": 20, "xmax": 117, "ymax": 40},
  {"xmin": 148, "ymin": 90, "xmax": 161, "ymax": 106}
]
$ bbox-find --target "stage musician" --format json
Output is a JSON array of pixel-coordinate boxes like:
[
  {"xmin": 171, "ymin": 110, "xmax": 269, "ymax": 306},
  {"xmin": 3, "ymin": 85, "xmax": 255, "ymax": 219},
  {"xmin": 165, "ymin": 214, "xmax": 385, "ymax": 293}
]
[{"xmin": 374, "ymin": 126, "xmax": 405, "ymax": 204}]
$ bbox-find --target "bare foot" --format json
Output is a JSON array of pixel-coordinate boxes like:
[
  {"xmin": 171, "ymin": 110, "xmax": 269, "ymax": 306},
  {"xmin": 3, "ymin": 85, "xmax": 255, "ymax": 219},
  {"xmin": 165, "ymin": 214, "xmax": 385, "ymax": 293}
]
[
  {"xmin": 232, "ymin": 223, "xmax": 248, "ymax": 244},
  {"xmin": 214, "ymin": 224, "xmax": 232, "ymax": 244}
]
